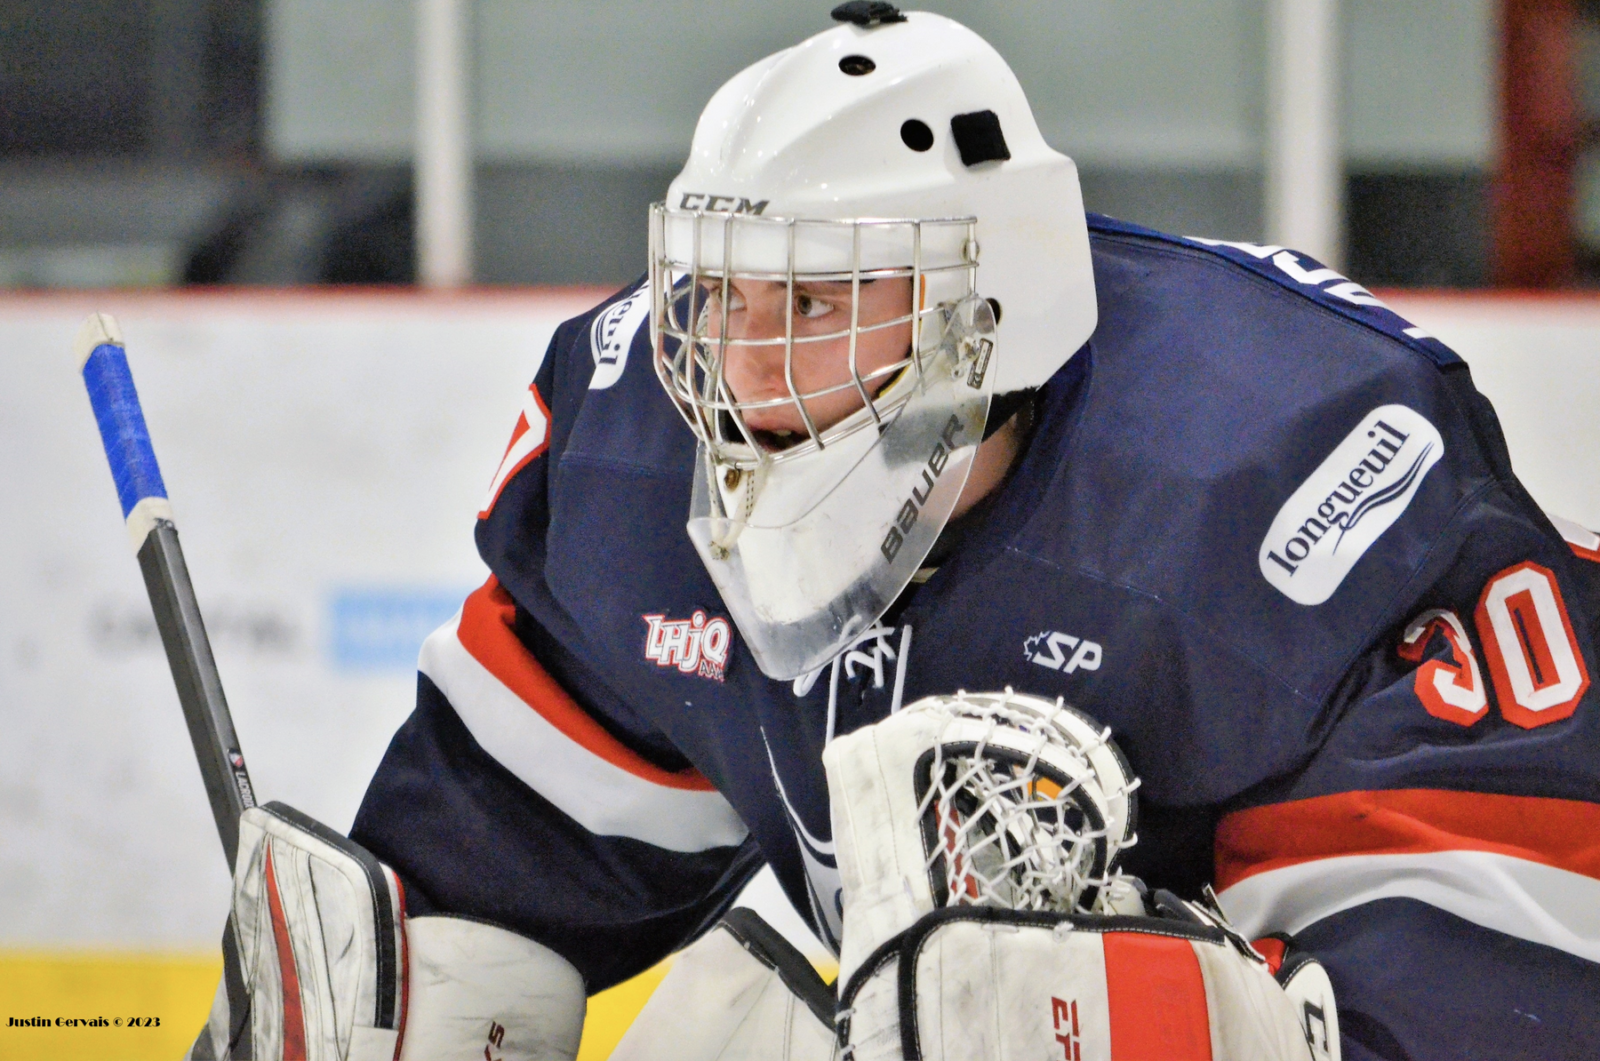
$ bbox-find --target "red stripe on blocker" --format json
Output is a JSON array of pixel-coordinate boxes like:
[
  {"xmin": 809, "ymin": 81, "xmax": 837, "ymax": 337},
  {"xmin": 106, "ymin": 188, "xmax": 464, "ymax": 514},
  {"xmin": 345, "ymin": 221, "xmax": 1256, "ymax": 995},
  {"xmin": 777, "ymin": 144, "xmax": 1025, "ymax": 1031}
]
[
  {"xmin": 456, "ymin": 577, "xmax": 716, "ymax": 792},
  {"xmin": 264, "ymin": 843, "xmax": 308, "ymax": 1061},
  {"xmin": 1103, "ymin": 932, "xmax": 1213, "ymax": 1060},
  {"xmin": 392, "ymin": 873, "xmax": 409, "ymax": 1061},
  {"xmin": 1215, "ymin": 789, "xmax": 1600, "ymax": 889}
]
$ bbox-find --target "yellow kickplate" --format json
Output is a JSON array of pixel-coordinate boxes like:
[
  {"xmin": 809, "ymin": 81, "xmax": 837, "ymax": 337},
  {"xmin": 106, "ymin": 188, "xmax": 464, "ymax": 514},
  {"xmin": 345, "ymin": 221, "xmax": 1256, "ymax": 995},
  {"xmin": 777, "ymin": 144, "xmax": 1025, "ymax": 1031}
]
[
  {"xmin": 0, "ymin": 950, "xmax": 819, "ymax": 1060},
  {"xmin": 0, "ymin": 950, "xmax": 221, "ymax": 1061},
  {"xmin": 576, "ymin": 961, "xmax": 672, "ymax": 1060},
  {"xmin": 0, "ymin": 950, "xmax": 669, "ymax": 1061}
]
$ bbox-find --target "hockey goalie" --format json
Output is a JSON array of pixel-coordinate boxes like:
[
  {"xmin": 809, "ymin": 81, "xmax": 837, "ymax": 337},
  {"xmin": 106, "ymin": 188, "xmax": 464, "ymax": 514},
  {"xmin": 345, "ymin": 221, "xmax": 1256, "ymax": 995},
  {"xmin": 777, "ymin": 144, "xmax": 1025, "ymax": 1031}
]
[{"xmin": 185, "ymin": 4, "xmax": 1600, "ymax": 1059}]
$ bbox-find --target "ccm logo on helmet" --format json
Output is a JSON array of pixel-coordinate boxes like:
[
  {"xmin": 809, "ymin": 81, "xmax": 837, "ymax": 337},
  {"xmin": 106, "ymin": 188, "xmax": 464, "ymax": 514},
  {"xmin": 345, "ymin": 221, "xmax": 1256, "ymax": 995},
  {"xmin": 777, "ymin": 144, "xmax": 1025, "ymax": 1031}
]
[
  {"xmin": 881, "ymin": 415, "xmax": 963, "ymax": 562},
  {"xmin": 677, "ymin": 192, "xmax": 770, "ymax": 215}
]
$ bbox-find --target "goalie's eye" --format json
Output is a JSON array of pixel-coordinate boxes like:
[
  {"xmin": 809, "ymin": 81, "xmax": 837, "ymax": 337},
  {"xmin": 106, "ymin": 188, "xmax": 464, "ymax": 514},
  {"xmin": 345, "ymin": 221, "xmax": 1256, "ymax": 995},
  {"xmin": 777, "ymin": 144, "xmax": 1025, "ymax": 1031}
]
[
  {"xmin": 696, "ymin": 283, "xmax": 745, "ymax": 320},
  {"xmin": 794, "ymin": 292, "xmax": 835, "ymax": 319}
]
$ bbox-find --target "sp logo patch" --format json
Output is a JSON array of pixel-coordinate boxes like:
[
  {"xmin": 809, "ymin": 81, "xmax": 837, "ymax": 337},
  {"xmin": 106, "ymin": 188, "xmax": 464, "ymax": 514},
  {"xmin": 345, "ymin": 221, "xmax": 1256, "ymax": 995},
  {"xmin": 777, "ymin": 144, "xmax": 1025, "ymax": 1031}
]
[
  {"xmin": 1259, "ymin": 404, "xmax": 1444, "ymax": 605},
  {"xmin": 589, "ymin": 283, "xmax": 650, "ymax": 391},
  {"xmin": 1025, "ymin": 631, "xmax": 1102, "ymax": 675},
  {"xmin": 643, "ymin": 609, "xmax": 732, "ymax": 682}
]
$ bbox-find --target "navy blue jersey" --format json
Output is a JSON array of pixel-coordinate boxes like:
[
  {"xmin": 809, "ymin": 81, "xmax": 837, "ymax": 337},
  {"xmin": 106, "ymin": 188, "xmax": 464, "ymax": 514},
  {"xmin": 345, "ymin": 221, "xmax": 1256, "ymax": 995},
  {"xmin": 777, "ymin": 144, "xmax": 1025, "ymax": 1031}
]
[{"xmin": 352, "ymin": 216, "xmax": 1600, "ymax": 1059}]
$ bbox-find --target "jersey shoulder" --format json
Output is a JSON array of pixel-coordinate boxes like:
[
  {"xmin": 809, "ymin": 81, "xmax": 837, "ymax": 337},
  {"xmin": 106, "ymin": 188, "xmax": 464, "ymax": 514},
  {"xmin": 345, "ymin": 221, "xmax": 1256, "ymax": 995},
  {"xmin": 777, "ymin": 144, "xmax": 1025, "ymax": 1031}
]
[
  {"xmin": 476, "ymin": 275, "xmax": 705, "ymax": 638},
  {"xmin": 1065, "ymin": 213, "xmax": 1493, "ymax": 521},
  {"xmin": 997, "ymin": 217, "xmax": 1524, "ymax": 713},
  {"xmin": 534, "ymin": 276, "xmax": 687, "ymax": 476},
  {"xmin": 1084, "ymin": 213, "xmax": 1463, "ymax": 370}
]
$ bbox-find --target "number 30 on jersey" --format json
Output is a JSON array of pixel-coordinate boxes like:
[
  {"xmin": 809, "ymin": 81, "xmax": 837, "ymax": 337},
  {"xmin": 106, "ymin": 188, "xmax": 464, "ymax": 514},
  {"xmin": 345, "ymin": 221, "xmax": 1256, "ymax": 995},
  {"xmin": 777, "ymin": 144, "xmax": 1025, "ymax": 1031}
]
[{"xmin": 1399, "ymin": 560, "xmax": 1590, "ymax": 729}]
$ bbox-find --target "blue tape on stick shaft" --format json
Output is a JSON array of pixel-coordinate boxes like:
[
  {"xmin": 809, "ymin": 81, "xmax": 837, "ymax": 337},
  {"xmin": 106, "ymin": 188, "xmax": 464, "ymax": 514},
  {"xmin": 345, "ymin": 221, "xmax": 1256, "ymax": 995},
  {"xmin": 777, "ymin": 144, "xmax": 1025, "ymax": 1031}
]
[{"xmin": 82, "ymin": 342, "xmax": 168, "ymax": 519}]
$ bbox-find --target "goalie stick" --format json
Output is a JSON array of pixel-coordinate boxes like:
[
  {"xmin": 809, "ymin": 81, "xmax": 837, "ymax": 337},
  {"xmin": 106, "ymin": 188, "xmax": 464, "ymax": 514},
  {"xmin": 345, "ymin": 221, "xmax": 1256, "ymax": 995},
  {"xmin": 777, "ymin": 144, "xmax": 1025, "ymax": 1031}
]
[
  {"xmin": 77, "ymin": 311, "xmax": 257, "ymax": 863},
  {"xmin": 77, "ymin": 312, "xmax": 257, "ymax": 1056}
]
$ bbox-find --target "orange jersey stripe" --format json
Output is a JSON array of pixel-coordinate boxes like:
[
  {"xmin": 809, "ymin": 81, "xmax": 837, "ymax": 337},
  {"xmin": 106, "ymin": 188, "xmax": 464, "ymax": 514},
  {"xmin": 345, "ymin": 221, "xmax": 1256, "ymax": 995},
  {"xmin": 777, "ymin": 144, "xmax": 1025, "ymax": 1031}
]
[
  {"xmin": 1216, "ymin": 789, "xmax": 1600, "ymax": 890},
  {"xmin": 456, "ymin": 577, "xmax": 717, "ymax": 792}
]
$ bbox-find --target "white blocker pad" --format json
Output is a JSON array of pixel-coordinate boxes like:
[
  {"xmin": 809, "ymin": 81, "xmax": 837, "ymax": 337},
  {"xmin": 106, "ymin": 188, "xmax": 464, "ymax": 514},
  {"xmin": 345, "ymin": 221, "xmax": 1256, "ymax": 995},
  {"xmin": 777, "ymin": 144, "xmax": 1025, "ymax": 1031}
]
[
  {"xmin": 189, "ymin": 802, "xmax": 585, "ymax": 1061},
  {"xmin": 400, "ymin": 916, "xmax": 585, "ymax": 1061},
  {"xmin": 609, "ymin": 908, "xmax": 836, "ymax": 1061},
  {"xmin": 837, "ymin": 908, "xmax": 1313, "ymax": 1061},
  {"xmin": 190, "ymin": 802, "xmax": 408, "ymax": 1061}
]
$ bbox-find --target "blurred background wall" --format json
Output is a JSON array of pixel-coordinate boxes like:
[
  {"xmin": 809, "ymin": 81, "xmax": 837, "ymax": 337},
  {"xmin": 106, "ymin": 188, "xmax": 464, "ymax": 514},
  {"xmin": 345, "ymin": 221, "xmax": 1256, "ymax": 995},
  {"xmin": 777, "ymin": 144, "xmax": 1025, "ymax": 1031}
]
[{"xmin": 0, "ymin": 0, "xmax": 1513, "ymax": 290}]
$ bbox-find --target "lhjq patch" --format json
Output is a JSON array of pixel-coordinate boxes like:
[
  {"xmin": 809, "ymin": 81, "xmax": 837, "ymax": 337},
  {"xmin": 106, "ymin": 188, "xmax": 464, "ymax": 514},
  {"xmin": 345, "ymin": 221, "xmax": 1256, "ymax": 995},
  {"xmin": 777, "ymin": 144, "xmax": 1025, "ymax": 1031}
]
[{"xmin": 1259, "ymin": 404, "xmax": 1444, "ymax": 605}]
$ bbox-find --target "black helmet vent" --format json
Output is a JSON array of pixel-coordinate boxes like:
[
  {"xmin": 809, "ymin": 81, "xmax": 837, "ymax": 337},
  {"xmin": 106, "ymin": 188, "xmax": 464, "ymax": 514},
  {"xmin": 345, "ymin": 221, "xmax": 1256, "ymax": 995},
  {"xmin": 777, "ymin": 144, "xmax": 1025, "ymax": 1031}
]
[
  {"xmin": 831, "ymin": 2, "xmax": 907, "ymax": 28},
  {"xmin": 950, "ymin": 110, "xmax": 1011, "ymax": 167}
]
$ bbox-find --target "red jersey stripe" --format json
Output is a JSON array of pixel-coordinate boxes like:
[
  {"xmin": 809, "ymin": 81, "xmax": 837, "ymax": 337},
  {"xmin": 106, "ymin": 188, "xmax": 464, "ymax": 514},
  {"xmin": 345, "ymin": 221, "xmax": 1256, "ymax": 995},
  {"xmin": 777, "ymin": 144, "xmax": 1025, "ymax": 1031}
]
[
  {"xmin": 456, "ymin": 576, "xmax": 716, "ymax": 792},
  {"xmin": 1547, "ymin": 512, "xmax": 1600, "ymax": 562},
  {"xmin": 479, "ymin": 382, "xmax": 552, "ymax": 520},
  {"xmin": 1250, "ymin": 935, "xmax": 1287, "ymax": 976},
  {"xmin": 1216, "ymin": 789, "xmax": 1600, "ymax": 890}
]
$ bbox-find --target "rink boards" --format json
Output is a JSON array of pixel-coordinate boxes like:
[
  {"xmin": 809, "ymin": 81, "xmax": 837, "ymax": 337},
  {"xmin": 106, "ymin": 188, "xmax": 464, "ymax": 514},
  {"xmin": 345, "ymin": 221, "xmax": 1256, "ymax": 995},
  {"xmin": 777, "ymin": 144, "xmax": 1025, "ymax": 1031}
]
[{"xmin": 0, "ymin": 288, "xmax": 1595, "ymax": 1059}]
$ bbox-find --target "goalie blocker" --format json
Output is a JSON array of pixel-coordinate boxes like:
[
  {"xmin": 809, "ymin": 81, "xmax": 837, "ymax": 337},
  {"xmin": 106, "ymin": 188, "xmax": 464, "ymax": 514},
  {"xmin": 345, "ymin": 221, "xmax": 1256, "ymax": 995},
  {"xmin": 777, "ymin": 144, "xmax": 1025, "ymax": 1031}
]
[{"xmin": 189, "ymin": 803, "xmax": 586, "ymax": 1061}]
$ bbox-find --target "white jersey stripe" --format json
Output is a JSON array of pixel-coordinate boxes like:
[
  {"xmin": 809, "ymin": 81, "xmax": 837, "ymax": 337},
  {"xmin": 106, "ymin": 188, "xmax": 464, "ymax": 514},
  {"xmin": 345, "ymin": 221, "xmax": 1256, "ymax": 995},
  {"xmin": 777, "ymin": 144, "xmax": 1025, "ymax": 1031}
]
[
  {"xmin": 1547, "ymin": 512, "xmax": 1600, "ymax": 554},
  {"xmin": 1218, "ymin": 850, "xmax": 1600, "ymax": 964},
  {"xmin": 419, "ymin": 612, "xmax": 749, "ymax": 853}
]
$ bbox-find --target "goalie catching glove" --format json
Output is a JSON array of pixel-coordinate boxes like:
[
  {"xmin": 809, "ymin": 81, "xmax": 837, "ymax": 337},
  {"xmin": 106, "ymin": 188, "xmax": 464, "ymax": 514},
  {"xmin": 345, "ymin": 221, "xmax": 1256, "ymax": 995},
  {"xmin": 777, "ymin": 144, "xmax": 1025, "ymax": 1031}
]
[
  {"xmin": 824, "ymin": 690, "xmax": 1339, "ymax": 1061},
  {"xmin": 187, "ymin": 802, "xmax": 586, "ymax": 1061}
]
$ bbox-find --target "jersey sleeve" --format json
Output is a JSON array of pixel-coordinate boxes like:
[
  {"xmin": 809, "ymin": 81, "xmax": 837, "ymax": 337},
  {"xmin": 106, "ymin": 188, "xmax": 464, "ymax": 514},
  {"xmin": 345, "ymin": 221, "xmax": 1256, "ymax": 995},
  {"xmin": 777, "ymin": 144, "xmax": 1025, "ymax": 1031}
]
[
  {"xmin": 350, "ymin": 284, "xmax": 760, "ymax": 993},
  {"xmin": 1214, "ymin": 373, "xmax": 1600, "ymax": 1060}
]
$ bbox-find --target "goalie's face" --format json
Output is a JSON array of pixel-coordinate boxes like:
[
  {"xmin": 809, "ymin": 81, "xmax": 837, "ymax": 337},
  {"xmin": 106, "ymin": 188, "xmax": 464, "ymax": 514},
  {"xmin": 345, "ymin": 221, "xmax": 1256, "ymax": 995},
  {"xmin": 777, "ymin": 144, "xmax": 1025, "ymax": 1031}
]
[{"xmin": 700, "ymin": 277, "xmax": 914, "ymax": 451}]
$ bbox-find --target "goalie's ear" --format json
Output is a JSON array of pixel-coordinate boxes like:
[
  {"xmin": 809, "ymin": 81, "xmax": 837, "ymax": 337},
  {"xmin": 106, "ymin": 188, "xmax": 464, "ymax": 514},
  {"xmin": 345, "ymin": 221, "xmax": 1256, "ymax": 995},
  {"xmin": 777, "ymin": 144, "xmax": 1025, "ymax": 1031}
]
[{"xmin": 608, "ymin": 909, "xmax": 835, "ymax": 1061}]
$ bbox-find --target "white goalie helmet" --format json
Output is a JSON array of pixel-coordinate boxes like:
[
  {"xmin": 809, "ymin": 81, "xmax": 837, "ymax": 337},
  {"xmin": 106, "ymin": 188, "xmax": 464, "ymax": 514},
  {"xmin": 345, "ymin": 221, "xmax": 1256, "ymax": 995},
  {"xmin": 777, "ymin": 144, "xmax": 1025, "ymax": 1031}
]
[{"xmin": 651, "ymin": 6, "xmax": 1097, "ymax": 679}]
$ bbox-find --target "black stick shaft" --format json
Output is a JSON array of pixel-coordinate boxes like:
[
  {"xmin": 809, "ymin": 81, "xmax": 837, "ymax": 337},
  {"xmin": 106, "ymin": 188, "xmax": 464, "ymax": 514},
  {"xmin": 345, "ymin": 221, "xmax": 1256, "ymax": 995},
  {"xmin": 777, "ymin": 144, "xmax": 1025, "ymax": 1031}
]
[{"xmin": 137, "ymin": 520, "xmax": 256, "ymax": 867}]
